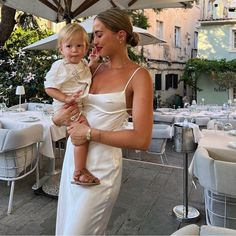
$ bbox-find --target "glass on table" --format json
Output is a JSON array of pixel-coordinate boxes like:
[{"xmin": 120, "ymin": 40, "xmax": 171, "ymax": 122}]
[
  {"xmin": 214, "ymin": 120, "xmax": 224, "ymax": 131},
  {"xmin": 3, "ymin": 96, "xmax": 9, "ymax": 106},
  {"xmin": 42, "ymin": 100, "xmax": 49, "ymax": 110},
  {"xmin": 223, "ymin": 123, "xmax": 233, "ymax": 132},
  {"xmin": 0, "ymin": 90, "xmax": 4, "ymax": 103},
  {"xmin": 0, "ymin": 102, "xmax": 7, "ymax": 116},
  {"xmin": 35, "ymin": 104, "xmax": 44, "ymax": 116},
  {"xmin": 42, "ymin": 100, "xmax": 53, "ymax": 117}
]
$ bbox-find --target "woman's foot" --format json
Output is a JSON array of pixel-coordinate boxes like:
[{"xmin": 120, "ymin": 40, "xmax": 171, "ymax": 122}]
[{"xmin": 71, "ymin": 168, "xmax": 100, "ymax": 186}]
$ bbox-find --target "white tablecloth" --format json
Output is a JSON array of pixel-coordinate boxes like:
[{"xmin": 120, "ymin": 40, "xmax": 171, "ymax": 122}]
[
  {"xmin": 0, "ymin": 111, "xmax": 67, "ymax": 158},
  {"xmin": 189, "ymin": 129, "xmax": 236, "ymax": 178},
  {"xmin": 154, "ymin": 110, "xmax": 236, "ymax": 126},
  {"xmin": 189, "ymin": 129, "xmax": 236, "ymax": 197},
  {"xmin": 197, "ymin": 129, "xmax": 236, "ymax": 162}
]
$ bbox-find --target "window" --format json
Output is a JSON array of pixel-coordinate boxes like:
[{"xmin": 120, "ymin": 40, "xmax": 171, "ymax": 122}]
[
  {"xmin": 165, "ymin": 74, "xmax": 178, "ymax": 90},
  {"xmin": 156, "ymin": 20, "xmax": 164, "ymax": 39},
  {"xmin": 233, "ymin": 30, "xmax": 236, "ymax": 49},
  {"xmin": 155, "ymin": 74, "xmax": 162, "ymax": 91},
  {"xmin": 207, "ymin": 1, "xmax": 213, "ymax": 15},
  {"xmin": 193, "ymin": 31, "xmax": 198, "ymax": 49},
  {"xmin": 228, "ymin": 7, "xmax": 236, "ymax": 18},
  {"xmin": 233, "ymin": 88, "xmax": 236, "ymax": 100},
  {"xmin": 230, "ymin": 29, "xmax": 236, "ymax": 50},
  {"xmin": 174, "ymin": 26, "xmax": 181, "ymax": 48}
]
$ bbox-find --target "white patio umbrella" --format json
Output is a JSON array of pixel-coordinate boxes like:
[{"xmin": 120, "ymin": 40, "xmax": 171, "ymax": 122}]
[
  {"xmin": 0, "ymin": 0, "xmax": 194, "ymax": 23},
  {"xmin": 23, "ymin": 17, "xmax": 165, "ymax": 50}
]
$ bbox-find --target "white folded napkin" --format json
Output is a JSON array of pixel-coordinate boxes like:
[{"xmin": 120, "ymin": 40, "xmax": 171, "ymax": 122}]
[{"xmin": 173, "ymin": 122, "xmax": 204, "ymax": 143}]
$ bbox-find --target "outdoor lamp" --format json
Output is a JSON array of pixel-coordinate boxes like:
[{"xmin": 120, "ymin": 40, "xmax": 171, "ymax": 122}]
[{"xmin": 15, "ymin": 85, "xmax": 25, "ymax": 112}]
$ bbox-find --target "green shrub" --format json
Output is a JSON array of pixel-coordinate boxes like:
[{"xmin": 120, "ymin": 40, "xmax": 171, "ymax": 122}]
[{"xmin": 0, "ymin": 27, "xmax": 57, "ymax": 106}]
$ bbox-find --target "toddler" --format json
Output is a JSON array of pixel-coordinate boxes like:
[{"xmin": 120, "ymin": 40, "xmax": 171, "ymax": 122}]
[{"xmin": 44, "ymin": 23, "xmax": 99, "ymax": 186}]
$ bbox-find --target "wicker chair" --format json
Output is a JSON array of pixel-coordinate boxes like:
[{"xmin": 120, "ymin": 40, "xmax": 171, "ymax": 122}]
[
  {"xmin": 0, "ymin": 123, "xmax": 43, "ymax": 214},
  {"xmin": 145, "ymin": 124, "xmax": 173, "ymax": 164},
  {"xmin": 191, "ymin": 147, "xmax": 236, "ymax": 229}
]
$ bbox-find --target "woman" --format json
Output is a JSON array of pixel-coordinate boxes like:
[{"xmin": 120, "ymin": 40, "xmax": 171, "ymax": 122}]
[{"xmin": 54, "ymin": 8, "xmax": 153, "ymax": 235}]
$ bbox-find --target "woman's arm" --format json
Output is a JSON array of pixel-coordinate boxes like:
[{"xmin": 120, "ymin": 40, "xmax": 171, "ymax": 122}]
[{"xmin": 68, "ymin": 68, "xmax": 153, "ymax": 150}]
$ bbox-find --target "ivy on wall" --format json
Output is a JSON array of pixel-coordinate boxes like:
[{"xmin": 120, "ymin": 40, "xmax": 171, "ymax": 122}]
[{"xmin": 181, "ymin": 58, "xmax": 236, "ymax": 90}]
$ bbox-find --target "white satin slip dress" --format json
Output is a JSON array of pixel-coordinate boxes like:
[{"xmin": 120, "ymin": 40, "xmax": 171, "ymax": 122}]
[{"xmin": 56, "ymin": 67, "xmax": 141, "ymax": 235}]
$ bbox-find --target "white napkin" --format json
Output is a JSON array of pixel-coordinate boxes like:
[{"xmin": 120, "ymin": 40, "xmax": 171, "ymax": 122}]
[
  {"xmin": 173, "ymin": 122, "xmax": 204, "ymax": 143},
  {"xmin": 190, "ymin": 123, "xmax": 204, "ymax": 143}
]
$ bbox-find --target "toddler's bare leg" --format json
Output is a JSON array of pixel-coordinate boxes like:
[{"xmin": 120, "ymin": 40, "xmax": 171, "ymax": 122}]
[
  {"xmin": 72, "ymin": 143, "xmax": 100, "ymax": 185},
  {"xmin": 74, "ymin": 144, "xmax": 87, "ymax": 173}
]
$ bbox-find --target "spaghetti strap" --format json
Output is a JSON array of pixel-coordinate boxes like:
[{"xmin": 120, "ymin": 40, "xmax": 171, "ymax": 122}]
[
  {"xmin": 92, "ymin": 63, "xmax": 103, "ymax": 77},
  {"xmin": 123, "ymin": 67, "xmax": 142, "ymax": 92}
]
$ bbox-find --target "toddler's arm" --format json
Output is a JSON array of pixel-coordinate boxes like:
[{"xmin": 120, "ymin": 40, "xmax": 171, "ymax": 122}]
[{"xmin": 45, "ymin": 87, "xmax": 81, "ymax": 104}]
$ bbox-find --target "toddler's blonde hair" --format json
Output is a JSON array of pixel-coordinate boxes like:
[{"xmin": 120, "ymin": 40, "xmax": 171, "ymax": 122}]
[{"xmin": 57, "ymin": 23, "xmax": 89, "ymax": 49}]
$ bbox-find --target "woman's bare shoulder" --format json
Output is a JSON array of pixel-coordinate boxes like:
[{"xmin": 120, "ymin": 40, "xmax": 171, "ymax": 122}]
[
  {"xmin": 90, "ymin": 63, "xmax": 106, "ymax": 77},
  {"xmin": 132, "ymin": 65, "xmax": 152, "ymax": 80},
  {"xmin": 130, "ymin": 66, "xmax": 152, "ymax": 94}
]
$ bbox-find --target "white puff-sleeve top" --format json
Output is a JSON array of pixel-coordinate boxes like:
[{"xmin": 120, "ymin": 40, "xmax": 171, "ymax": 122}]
[{"xmin": 44, "ymin": 58, "xmax": 92, "ymax": 111}]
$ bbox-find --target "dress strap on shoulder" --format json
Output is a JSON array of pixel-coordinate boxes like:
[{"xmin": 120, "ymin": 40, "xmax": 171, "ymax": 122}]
[
  {"xmin": 92, "ymin": 63, "xmax": 103, "ymax": 77},
  {"xmin": 123, "ymin": 67, "xmax": 142, "ymax": 92}
]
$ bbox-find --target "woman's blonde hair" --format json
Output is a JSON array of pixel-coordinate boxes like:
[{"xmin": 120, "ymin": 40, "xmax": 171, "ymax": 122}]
[
  {"xmin": 57, "ymin": 23, "xmax": 89, "ymax": 49},
  {"xmin": 95, "ymin": 8, "xmax": 140, "ymax": 47}
]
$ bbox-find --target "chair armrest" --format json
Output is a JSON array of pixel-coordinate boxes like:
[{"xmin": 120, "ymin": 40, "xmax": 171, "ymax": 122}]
[
  {"xmin": 171, "ymin": 224, "xmax": 199, "ymax": 235},
  {"xmin": 152, "ymin": 124, "xmax": 172, "ymax": 138},
  {"xmin": 0, "ymin": 124, "xmax": 43, "ymax": 152},
  {"xmin": 200, "ymin": 225, "xmax": 236, "ymax": 235}
]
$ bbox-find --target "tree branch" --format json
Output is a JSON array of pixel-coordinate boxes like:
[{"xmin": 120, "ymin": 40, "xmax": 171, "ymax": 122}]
[{"xmin": 0, "ymin": 5, "xmax": 16, "ymax": 46}]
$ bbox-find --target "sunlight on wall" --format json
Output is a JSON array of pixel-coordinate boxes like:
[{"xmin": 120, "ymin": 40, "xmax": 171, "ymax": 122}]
[
  {"xmin": 199, "ymin": 30, "xmax": 213, "ymax": 50},
  {"xmin": 198, "ymin": 25, "xmax": 232, "ymax": 60}
]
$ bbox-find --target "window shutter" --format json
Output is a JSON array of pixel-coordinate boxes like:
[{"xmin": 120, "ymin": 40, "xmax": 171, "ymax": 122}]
[
  {"xmin": 165, "ymin": 74, "xmax": 171, "ymax": 90},
  {"xmin": 155, "ymin": 74, "xmax": 162, "ymax": 90},
  {"xmin": 173, "ymin": 74, "xmax": 178, "ymax": 89}
]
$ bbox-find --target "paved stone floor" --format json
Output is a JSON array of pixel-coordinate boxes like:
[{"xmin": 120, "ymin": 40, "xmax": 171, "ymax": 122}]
[{"xmin": 0, "ymin": 140, "xmax": 206, "ymax": 235}]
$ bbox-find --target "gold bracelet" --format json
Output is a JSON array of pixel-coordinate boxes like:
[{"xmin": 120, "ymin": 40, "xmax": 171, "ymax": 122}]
[{"xmin": 86, "ymin": 128, "xmax": 91, "ymax": 141}]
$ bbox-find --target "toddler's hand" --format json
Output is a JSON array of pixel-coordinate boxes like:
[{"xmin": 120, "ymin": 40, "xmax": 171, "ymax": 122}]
[{"xmin": 65, "ymin": 90, "xmax": 82, "ymax": 104}]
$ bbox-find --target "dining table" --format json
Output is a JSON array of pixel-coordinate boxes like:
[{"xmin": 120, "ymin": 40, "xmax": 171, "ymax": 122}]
[
  {"xmin": 0, "ymin": 109, "xmax": 67, "ymax": 158},
  {"xmin": 197, "ymin": 129, "xmax": 236, "ymax": 162},
  {"xmin": 189, "ymin": 128, "xmax": 236, "ymax": 183},
  {"xmin": 154, "ymin": 107, "xmax": 236, "ymax": 126}
]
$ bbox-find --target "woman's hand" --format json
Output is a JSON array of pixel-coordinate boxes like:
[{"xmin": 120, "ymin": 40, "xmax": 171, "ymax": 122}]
[
  {"xmin": 52, "ymin": 103, "xmax": 80, "ymax": 126},
  {"xmin": 67, "ymin": 121, "xmax": 90, "ymax": 146},
  {"xmin": 88, "ymin": 47, "xmax": 100, "ymax": 69}
]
